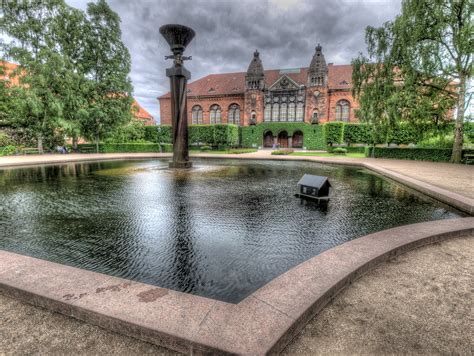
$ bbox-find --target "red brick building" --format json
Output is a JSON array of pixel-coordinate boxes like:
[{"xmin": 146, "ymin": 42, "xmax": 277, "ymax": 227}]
[{"xmin": 158, "ymin": 45, "xmax": 359, "ymax": 130}]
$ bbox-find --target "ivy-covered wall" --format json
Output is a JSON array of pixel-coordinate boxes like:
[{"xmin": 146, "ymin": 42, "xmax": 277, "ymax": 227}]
[{"xmin": 240, "ymin": 123, "xmax": 326, "ymax": 150}]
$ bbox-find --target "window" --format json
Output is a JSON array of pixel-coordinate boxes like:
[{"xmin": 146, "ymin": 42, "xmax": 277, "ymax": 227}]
[
  {"xmin": 192, "ymin": 105, "xmax": 203, "ymax": 124},
  {"xmin": 264, "ymin": 104, "xmax": 272, "ymax": 121},
  {"xmin": 288, "ymin": 102, "xmax": 296, "ymax": 121},
  {"xmin": 272, "ymin": 104, "xmax": 280, "ymax": 122},
  {"xmin": 296, "ymin": 103, "xmax": 304, "ymax": 121},
  {"xmin": 312, "ymin": 110, "xmax": 318, "ymax": 124},
  {"xmin": 210, "ymin": 104, "xmax": 221, "ymax": 124},
  {"xmin": 228, "ymin": 104, "xmax": 240, "ymax": 125},
  {"xmin": 280, "ymin": 103, "xmax": 287, "ymax": 121},
  {"xmin": 336, "ymin": 100, "xmax": 350, "ymax": 122}
]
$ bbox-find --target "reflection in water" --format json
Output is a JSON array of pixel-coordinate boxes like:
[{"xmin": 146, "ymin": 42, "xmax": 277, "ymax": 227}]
[{"xmin": 0, "ymin": 159, "xmax": 463, "ymax": 303}]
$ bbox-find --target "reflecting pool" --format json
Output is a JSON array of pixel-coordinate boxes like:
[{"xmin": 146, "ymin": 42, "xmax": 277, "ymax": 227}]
[{"xmin": 0, "ymin": 159, "xmax": 462, "ymax": 302}]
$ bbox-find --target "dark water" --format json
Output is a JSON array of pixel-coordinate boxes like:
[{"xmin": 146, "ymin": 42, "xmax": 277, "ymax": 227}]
[{"xmin": 0, "ymin": 159, "xmax": 462, "ymax": 303}]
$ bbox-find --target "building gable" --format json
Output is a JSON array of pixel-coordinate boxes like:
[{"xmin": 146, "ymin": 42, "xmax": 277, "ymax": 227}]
[{"xmin": 268, "ymin": 74, "xmax": 301, "ymax": 91}]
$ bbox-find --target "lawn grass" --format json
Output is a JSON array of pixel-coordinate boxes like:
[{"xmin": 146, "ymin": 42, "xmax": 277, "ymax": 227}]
[{"xmin": 290, "ymin": 151, "xmax": 366, "ymax": 158}]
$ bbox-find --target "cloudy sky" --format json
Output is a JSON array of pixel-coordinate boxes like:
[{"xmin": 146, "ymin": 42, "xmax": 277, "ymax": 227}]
[{"xmin": 66, "ymin": 0, "xmax": 401, "ymax": 123}]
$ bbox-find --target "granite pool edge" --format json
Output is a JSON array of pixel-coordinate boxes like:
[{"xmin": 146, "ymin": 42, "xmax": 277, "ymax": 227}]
[
  {"xmin": 0, "ymin": 153, "xmax": 472, "ymax": 214},
  {"xmin": 1, "ymin": 218, "xmax": 473, "ymax": 354}
]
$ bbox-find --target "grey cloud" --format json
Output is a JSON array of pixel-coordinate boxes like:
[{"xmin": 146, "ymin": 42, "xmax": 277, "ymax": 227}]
[{"xmin": 67, "ymin": 0, "xmax": 401, "ymax": 122}]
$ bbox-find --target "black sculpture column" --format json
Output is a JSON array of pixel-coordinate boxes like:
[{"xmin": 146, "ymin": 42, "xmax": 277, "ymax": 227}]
[{"xmin": 160, "ymin": 24, "xmax": 195, "ymax": 169}]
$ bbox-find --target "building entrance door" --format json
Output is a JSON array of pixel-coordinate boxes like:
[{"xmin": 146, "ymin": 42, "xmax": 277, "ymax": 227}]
[
  {"xmin": 278, "ymin": 131, "xmax": 288, "ymax": 148},
  {"xmin": 263, "ymin": 131, "xmax": 273, "ymax": 147}
]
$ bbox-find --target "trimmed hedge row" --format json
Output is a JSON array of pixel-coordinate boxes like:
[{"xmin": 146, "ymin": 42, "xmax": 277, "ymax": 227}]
[
  {"xmin": 328, "ymin": 146, "xmax": 366, "ymax": 153},
  {"xmin": 324, "ymin": 122, "xmax": 344, "ymax": 145},
  {"xmin": 77, "ymin": 143, "xmax": 172, "ymax": 153},
  {"xmin": 154, "ymin": 124, "xmax": 239, "ymax": 146},
  {"xmin": 344, "ymin": 124, "xmax": 373, "ymax": 144},
  {"xmin": 240, "ymin": 123, "xmax": 326, "ymax": 150},
  {"xmin": 365, "ymin": 147, "xmax": 474, "ymax": 162}
]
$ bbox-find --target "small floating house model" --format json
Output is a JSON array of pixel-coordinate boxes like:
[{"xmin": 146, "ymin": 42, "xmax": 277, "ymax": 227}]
[{"xmin": 296, "ymin": 174, "xmax": 331, "ymax": 202}]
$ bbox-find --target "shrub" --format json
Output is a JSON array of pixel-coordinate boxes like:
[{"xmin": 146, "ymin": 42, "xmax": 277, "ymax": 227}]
[
  {"xmin": 0, "ymin": 132, "xmax": 13, "ymax": 147},
  {"xmin": 416, "ymin": 134, "xmax": 454, "ymax": 148},
  {"xmin": 156, "ymin": 125, "xmax": 172, "ymax": 143},
  {"xmin": 106, "ymin": 121, "xmax": 146, "ymax": 143},
  {"xmin": 324, "ymin": 122, "xmax": 344, "ymax": 146},
  {"xmin": 328, "ymin": 146, "xmax": 367, "ymax": 153},
  {"xmin": 364, "ymin": 147, "xmax": 474, "ymax": 162},
  {"xmin": 144, "ymin": 126, "xmax": 159, "ymax": 142},
  {"xmin": 0, "ymin": 145, "xmax": 16, "ymax": 156},
  {"xmin": 78, "ymin": 143, "xmax": 163, "ymax": 153},
  {"xmin": 271, "ymin": 149, "xmax": 294, "ymax": 155},
  {"xmin": 160, "ymin": 143, "xmax": 173, "ymax": 152},
  {"xmin": 332, "ymin": 147, "xmax": 347, "ymax": 155},
  {"xmin": 343, "ymin": 123, "xmax": 373, "ymax": 144}
]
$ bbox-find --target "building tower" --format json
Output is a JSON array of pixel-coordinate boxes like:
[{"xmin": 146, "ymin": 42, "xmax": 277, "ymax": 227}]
[
  {"xmin": 244, "ymin": 50, "xmax": 265, "ymax": 125},
  {"xmin": 307, "ymin": 44, "xmax": 327, "ymax": 87},
  {"xmin": 306, "ymin": 44, "xmax": 328, "ymax": 123}
]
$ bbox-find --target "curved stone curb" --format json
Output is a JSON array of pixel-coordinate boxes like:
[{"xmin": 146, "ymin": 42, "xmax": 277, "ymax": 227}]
[{"xmin": 1, "ymin": 218, "xmax": 473, "ymax": 354}]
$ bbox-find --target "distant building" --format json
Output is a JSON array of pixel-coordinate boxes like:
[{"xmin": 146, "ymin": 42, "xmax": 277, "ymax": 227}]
[
  {"xmin": 158, "ymin": 45, "xmax": 359, "ymax": 129},
  {"xmin": 131, "ymin": 99, "xmax": 155, "ymax": 126}
]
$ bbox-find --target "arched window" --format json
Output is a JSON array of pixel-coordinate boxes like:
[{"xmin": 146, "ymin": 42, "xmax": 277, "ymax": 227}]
[
  {"xmin": 228, "ymin": 104, "xmax": 240, "ymax": 125},
  {"xmin": 296, "ymin": 103, "xmax": 304, "ymax": 121},
  {"xmin": 311, "ymin": 110, "xmax": 319, "ymax": 124},
  {"xmin": 335, "ymin": 100, "xmax": 350, "ymax": 122},
  {"xmin": 288, "ymin": 102, "xmax": 296, "ymax": 121},
  {"xmin": 264, "ymin": 104, "xmax": 272, "ymax": 121},
  {"xmin": 272, "ymin": 104, "xmax": 280, "ymax": 122},
  {"xmin": 280, "ymin": 103, "xmax": 287, "ymax": 121},
  {"xmin": 210, "ymin": 104, "xmax": 221, "ymax": 124},
  {"xmin": 192, "ymin": 105, "xmax": 203, "ymax": 124}
]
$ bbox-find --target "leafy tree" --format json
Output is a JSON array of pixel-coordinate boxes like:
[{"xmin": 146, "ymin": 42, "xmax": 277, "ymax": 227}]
[
  {"xmin": 81, "ymin": 0, "xmax": 133, "ymax": 152},
  {"xmin": 352, "ymin": 0, "xmax": 473, "ymax": 162},
  {"xmin": 1, "ymin": 0, "xmax": 67, "ymax": 152},
  {"xmin": 1, "ymin": 0, "xmax": 133, "ymax": 152}
]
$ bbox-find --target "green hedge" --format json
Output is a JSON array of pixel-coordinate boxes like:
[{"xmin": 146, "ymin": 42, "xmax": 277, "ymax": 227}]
[
  {"xmin": 324, "ymin": 122, "xmax": 344, "ymax": 146},
  {"xmin": 365, "ymin": 147, "xmax": 474, "ymax": 162},
  {"xmin": 0, "ymin": 145, "xmax": 16, "ymax": 156},
  {"xmin": 240, "ymin": 123, "xmax": 325, "ymax": 150},
  {"xmin": 144, "ymin": 126, "xmax": 158, "ymax": 142},
  {"xmin": 156, "ymin": 124, "xmax": 239, "ymax": 146},
  {"xmin": 77, "ymin": 143, "xmax": 169, "ymax": 153},
  {"xmin": 344, "ymin": 124, "xmax": 373, "ymax": 144}
]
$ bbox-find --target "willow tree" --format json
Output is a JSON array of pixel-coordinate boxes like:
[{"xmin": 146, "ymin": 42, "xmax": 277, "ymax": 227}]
[{"xmin": 352, "ymin": 0, "xmax": 473, "ymax": 162}]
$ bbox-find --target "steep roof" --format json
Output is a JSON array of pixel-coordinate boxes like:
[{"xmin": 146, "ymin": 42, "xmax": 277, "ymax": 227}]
[
  {"xmin": 132, "ymin": 99, "xmax": 155, "ymax": 125},
  {"xmin": 158, "ymin": 64, "xmax": 353, "ymax": 99},
  {"xmin": 0, "ymin": 61, "xmax": 20, "ymax": 86},
  {"xmin": 297, "ymin": 174, "xmax": 331, "ymax": 188}
]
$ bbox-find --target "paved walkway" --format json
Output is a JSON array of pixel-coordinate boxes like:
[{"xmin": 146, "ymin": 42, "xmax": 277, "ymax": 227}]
[{"xmin": 1, "ymin": 235, "xmax": 472, "ymax": 354}]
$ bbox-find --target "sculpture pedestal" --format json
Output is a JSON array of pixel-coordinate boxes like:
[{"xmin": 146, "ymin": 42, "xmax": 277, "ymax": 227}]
[{"xmin": 169, "ymin": 161, "xmax": 193, "ymax": 169}]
